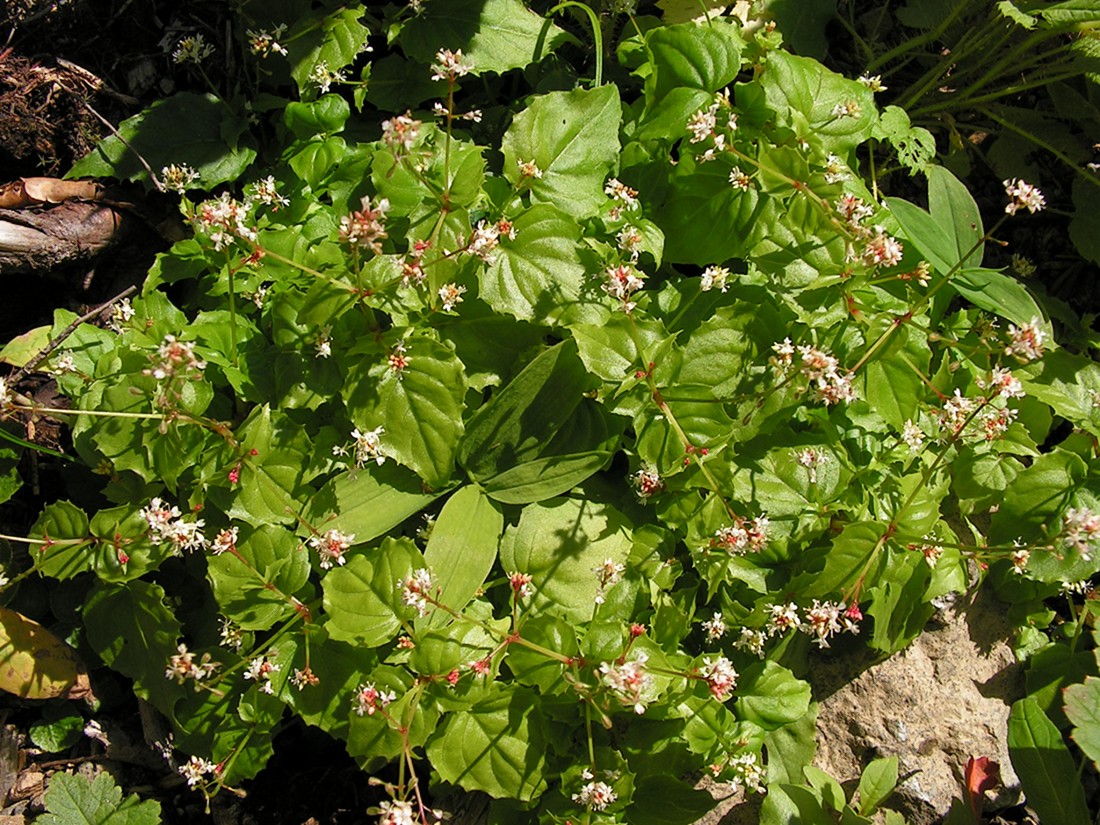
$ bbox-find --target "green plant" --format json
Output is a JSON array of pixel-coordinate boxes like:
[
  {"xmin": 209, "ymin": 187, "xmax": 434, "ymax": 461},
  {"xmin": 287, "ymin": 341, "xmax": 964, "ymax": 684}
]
[{"xmin": 0, "ymin": 2, "xmax": 1098, "ymax": 823}]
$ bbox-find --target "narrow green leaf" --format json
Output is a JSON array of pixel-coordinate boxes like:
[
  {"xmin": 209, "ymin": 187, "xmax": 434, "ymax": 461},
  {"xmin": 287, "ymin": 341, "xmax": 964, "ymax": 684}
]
[
  {"xmin": 857, "ymin": 756, "xmax": 899, "ymax": 816},
  {"xmin": 422, "ymin": 486, "xmax": 502, "ymax": 628},
  {"xmin": 803, "ymin": 765, "xmax": 846, "ymax": 812},
  {"xmin": 927, "ymin": 165, "xmax": 984, "ymax": 269},
  {"xmin": 1007, "ymin": 697, "xmax": 1091, "ymax": 825},
  {"xmin": 952, "ymin": 268, "xmax": 1043, "ymax": 330}
]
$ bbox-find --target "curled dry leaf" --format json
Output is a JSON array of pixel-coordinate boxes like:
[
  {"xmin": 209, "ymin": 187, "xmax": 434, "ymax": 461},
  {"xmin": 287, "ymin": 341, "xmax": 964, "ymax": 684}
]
[{"xmin": 0, "ymin": 177, "xmax": 103, "ymax": 208}]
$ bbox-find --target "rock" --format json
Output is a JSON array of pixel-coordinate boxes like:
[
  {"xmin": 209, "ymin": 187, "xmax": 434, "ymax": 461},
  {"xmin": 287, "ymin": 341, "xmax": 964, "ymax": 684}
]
[{"xmin": 809, "ymin": 588, "xmax": 1023, "ymax": 824}]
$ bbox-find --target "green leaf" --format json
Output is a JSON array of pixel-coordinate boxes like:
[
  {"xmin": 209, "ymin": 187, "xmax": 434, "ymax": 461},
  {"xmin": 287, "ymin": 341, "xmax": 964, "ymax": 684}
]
[
  {"xmin": 857, "ymin": 756, "xmax": 898, "ymax": 816},
  {"xmin": 735, "ymin": 661, "xmax": 811, "ymax": 730},
  {"xmin": 305, "ymin": 463, "xmax": 443, "ymax": 545},
  {"xmin": 426, "ymin": 685, "xmax": 547, "ymax": 801},
  {"xmin": 1020, "ymin": 348, "xmax": 1100, "ymax": 436},
  {"xmin": 68, "ymin": 93, "xmax": 255, "ymax": 188},
  {"xmin": 499, "ymin": 498, "xmax": 632, "ymax": 623},
  {"xmin": 759, "ymin": 51, "xmax": 876, "ymax": 152},
  {"xmin": 39, "ymin": 771, "xmax": 161, "ymax": 825},
  {"xmin": 952, "ymin": 269, "xmax": 1043, "ymax": 330},
  {"xmin": 768, "ymin": 0, "xmax": 837, "ymax": 58},
  {"xmin": 83, "ymin": 581, "xmax": 185, "ymax": 716},
  {"xmin": 459, "ymin": 340, "xmax": 619, "ymax": 503},
  {"xmin": 287, "ymin": 7, "xmax": 371, "ymax": 96},
  {"xmin": 347, "ymin": 665, "xmax": 439, "ymax": 760},
  {"xmin": 646, "ymin": 22, "xmax": 743, "ymax": 101},
  {"xmin": 803, "ymin": 522, "xmax": 888, "ymax": 598},
  {"xmin": 0, "ymin": 325, "xmax": 50, "ymax": 367},
  {"xmin": 863, "ymin": 319, "xmax": 932, "ymax": 431},
  {"xmin": 927, "ymin": 165, "xmax": 985, "ymax": 270},
  {"xmin": 343, "ymin": 336, "xmax": 466, "ymax": 488},
  {"xmin": 399, "ymin": 0, "xmax": 570, "ymax": 75},
  {"xmin": 505, "ymin": 615, "xmax": 578, "ymax": 692},
  {"xmin": 1007, "ymin": 697, "xmax": 1091, "ymax": 825},
  {"xmin": 30, "ymin": 709, "xmax": 84, "ymax": 752},
  {"xmin": 283, "ymin": 94, "xmax": 350, "ymax": 139},
  {"xmin": 626, "ymin": 775, "xmax": 717, "ymax": 825},
  {"xmin": 502, "ymin": 86, "xmax": 622, "ymax": 215},
  {"xmin": 322, "ymin": 537, "xmax": 426, "ymax": 646},
  {"xmin": 803, "ymin": 765, "xmax": 846, "ymax": 812},
  {"xmin": 30, "ymin": 501, "xmax": 93, "ymax": 580},
  {"xmin": 478, "ymin": 203, "xmax": 593, "ymax": 325},
  {"xmin": 207, "ymin": 525, "xmax": 311, "ymax": 630},
  {"xmin": 873, "ymin": 106, "xmax": 935, "ymax": 175},
  {"xmin": 422, "ymin": 486, "xmax": 502, "ymax": 628},
  {"xmin": 1065, "ymin": 675, "xmax": 1100, "ymax": 771}
]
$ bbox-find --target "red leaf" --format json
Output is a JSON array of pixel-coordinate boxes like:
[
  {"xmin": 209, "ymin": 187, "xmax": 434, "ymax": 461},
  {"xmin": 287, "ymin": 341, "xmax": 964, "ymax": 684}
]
[{"xmin": 964, "ymin": 756, "xmax": 1000, "ymax": 819}]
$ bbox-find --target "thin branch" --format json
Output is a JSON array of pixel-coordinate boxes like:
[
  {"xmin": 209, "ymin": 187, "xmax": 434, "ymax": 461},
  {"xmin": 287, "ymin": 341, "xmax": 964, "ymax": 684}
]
[{"xmin": 8, "ymin": 284, "xmax": 136, "ymax": 383}]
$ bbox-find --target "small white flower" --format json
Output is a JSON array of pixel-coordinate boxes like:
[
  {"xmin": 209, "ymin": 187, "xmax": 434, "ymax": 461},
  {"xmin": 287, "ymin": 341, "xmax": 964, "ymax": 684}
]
[
  {"xmin": 430, "ymin": 48, "xmax": 473, "ymax": 81},
  {"xmin": 308, "ymin": 529, "xmax": 356, "ymax": 570},
  {"xmin": 702, "ymin": 612, "xmax": 727, "ymax": 642},
  {"xmin": 438, "ymin": 283, "xmax": 466, "ymax": 311},
  {"xmin": 178, "ymin": 755, "xmax": 219, "ymax": 788},
  {"xmin": 400, "ymin": 568, "xmax": 436, "ymax": 616},
  {"xmin": 858, "ymin": 74, "xmax": 887, "ymax": 92},
  {"xmin": 573, "ymin": 778, "xmax": 618, "ymax": 811},
  {"xmin": 173, "ymin": 34, "xmax": 214, "ymax": 65},
  {"xmin": 902, "ymin": 419, "xmax": 925, "ymax": 452},
  {"xmin": 593, "ymin": 558, "xmax": 626, "ymax": 604},
  {"xmin": 1005, "ymin": 317, "xmax": 1046, "ymax": 362},
  {"xmin": 161, "ymin": 163, "xmax": 200, "ymax": 193},
  {"xmin": 1003, "ymin": 178, "xmax": 1045, "ymax": 215},
  {"xmin": 700, "ymin": 265, "xmax": 730, "ymax": 293}
]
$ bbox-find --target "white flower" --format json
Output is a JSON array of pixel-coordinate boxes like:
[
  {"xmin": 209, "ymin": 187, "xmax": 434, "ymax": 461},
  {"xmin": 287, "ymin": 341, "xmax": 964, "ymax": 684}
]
[
  {"xmin": 603, "ymin": 264, "xmax": 646, "ymax": 311},
  {"xmin": 308, "ymin": 529, "xmax": 356, "ymax": 570},
  {"xmin": 400, "ymin": 568, "xmax": 436, "ymax": 616},
  {"xmin": 381, "ymin": 113, "xmax": 422, "ymax": 153},
  {"xmin": 351, "ymin": 426, "xmax": 386, "ymax": 467},
  {"xmin": 701, "ymin": 656, "xmax": 738, "ymax": 701},
  {"xmin": 161, "ymin": 163, "xmax": 200, "ymax": 193},
  {"xmin": 831, "ymin": 99, "xmax": 861, "ymax": 119},
  {"xmin": 430, "ymin": 48, "xmax": 473, "ymax": 81},
  {"xmin": 1005, "ymin": 317, "xmax": 1046, "ymax": 362},
  {"xmin": 179, "ymin": 755, "xmax": 219, "ymax": 788},
  {"xmin": 247, "ymin": 25, "xmax": 288, "ymax": 57},
  {"xmin": 858, "ymin": 74, "xmax": 887, "ymax": 92},
  {"xmin": 517, "ymin": 159, "xmax": 543, "ymax": 179},
  {"xmin": 438, "ymin": 283, "xmax": 466, "ymax": 311},
  {"xmin": 173, "ymin": 34, "xmax": 214, "ymax": 65},
  {"xmin": 767, "ymin": 602, "xmax": 802, "ymax": 636},
  {"xmin": 377, "ymin": 798, "xmax": 417, "ymax": 825},
  {"xmin": 823, "ymin": 153, "xmax": 848, "ymax": 184},
  {"xmin": 573, "ymin": 779, "xmax": 618, "ymax": 811},
  {"xmin": 700, "ymin": 265, "xmax": 730, "ymax": 292},
  {"xmin": 687, "ymin": 103, "xmax": 719, "ymax": 143},
  {"xmin": 593, "ymin": 558, "xmax": 626, "ymax": 604},
  {"xmin": 729, "ymin": 168, "xmax": 753, "ymax": 189},
  {"xmin": 702, "ymin": 612, "xmax": 727, "ymax": 642},
  {"xmin": 1004, "ymin": 178, "xmax": 1045, "ymax": 215},
  {"xmin": 309, "ymin": 61, "xmax": 346, "ymax": 94},
  {"xmin": 354, "ymin": 681, "xmax": 396, "ymax": 717},
  {"xmin": 599, "ymin": 651, "xmax": 652, "ymax": 714},
  {"xmin": 210, "ymin": 527, "xmax": 238, "ymax": 556},
  {"xmin": 902, "ymin": 419, "xmax": 925, "ymax": 453}
]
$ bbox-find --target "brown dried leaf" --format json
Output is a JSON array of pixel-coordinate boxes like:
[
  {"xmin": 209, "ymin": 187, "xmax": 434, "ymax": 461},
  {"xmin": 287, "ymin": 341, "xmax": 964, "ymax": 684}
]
[{"xmin": 0, "ymin": 178, "xmax": 102, "ymax": 208}]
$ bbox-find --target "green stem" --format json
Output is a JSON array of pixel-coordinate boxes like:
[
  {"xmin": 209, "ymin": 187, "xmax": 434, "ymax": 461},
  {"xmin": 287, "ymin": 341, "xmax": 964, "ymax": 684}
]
[
  {"xmin": 977, "ymin": 106, "xmax": 1100, "ymax": 188},
  {"xmin": 549, "ymin": 2, "xmax": 604, "ymax": 86},
  {"xmin": 866, "ymin": 0, "xmax": 973, "ymax": 72}
]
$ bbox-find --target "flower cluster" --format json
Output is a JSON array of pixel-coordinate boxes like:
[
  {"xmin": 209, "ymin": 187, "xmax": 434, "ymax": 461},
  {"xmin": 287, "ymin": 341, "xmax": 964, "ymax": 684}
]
[
  {"xmin": 165, "ymin": 643, "xmax": 220, "ymax": 686},
  {"xmin": 700, "ymin": 655, "xmax": 738, "ymax": 700},
  {"xmin": 438, "ymin": 283, "xmax": 466, "ymax": 311},
  {"xmin": 572, "ymin": 770, "xmax": 618, "ymax": 811},
  {"xmin": 685, "ymin": 92, "xmax": 737, "ymax": 162},
  {"xmin": 430, "ymin": 48, "xmax": 473, "ymax": 81},
  {"xmin": 630, "ymin": 466, "xmax": 663, "ymax": 500},
  {"xmin": 802, "ymin": 600, "xmax": 861, "ymax": 648},
  {"xmin": 339, "ymin": 196, "xmax": 390, "ymax": 254},
  {"xmin": 466, "ymin": 219, "xmax": 515, "ymax": 263},
  {"xmin": 702, "ymin": 612, "xmax": 727, "ymax": 642},
  {"xmin": 710, "ymin": 515, "xmax": 769, "ymax": 555},
  {"xmin": 246, "ymin": 176, "xmax": 289, "ymax": 210},
  {"xmin": 772, "ymin": 340, "xmax": 856, "ymax": 405},
  {"xmin": 605, "ymin": 178, "xmax": 639, "ymax": 219},
  {"xmin": 308, "ymin": 528, "xmax": 356, "ymax": 570},
  {"xmin": 593, "ymin": 557, "xmax": 626, "ymax": 604},
  {"xmin": 1062, "ymin": 507, "xmax": 1100, "ymax": 560},
  {"xmin": 509, "ymin": 571, "xmax": 534, "ymax": 600},
  {"xmin": 247, "ymin": 25, "xmax": 288, "ymax": 58},
  {"xmin": 734, "ymin": 627, "xmax": 768, "ymax": 658},
  {"xmin": 599, "ymin": 652, "xmax": 652, "ymax": 714},
  {"xmin": 1005, "ymin": 317, "xmax": 1046, "ymax": 362},
  {"xmin": 902, "ymin": 419, "xmax": 925, "ymax": 452},
  {"xmin": 333, "ymin": 426, "xmax": 387, "ymax": 468},
  {"xmin": 196, "ymin": 193, "xmax": 258, "ymax": 250},
  {"xmin": 603, "ymin": 264, "xmax": 646, "ymax": 311},
  {"xmin": 172, "ymin": 34, "xmax": 214, "ymax": 65},
  {"xmin": 309, "ymin": 61, "xmax": 346, "ymax": 94},
  {"xmin": 400, "ymin": 568, "xmax": 436, "ymax": 616},
  {"xmin": 161, "ymin": 163, "xmax": 199, "ymax": 194},
  {"xmin": 140, "ymin": 497, "xmax": 206, "ymax": 555},
  {"xmin": 179, "ymin": 755, "xmax": 219, "ymax": 788},
  {"xmin": 381, "ymin": 112, "xmax": 422, "ymax": 154},
  {"xmin": 354, "ymin": 681, "xmax": 397, "ymax": 717},
  {"xmin": 1003, "ymin": 178, "xmax": 1045, "ymax": 215},
  {"xmin": 912, "ymin": 536, "xmax": 945, "ymax": 568},
  {"xmin": 727, "ymin": 752, "xmax": 766, "ymax": 793},
  {"xmin": 144, "ymin": 334, "xmax": 207, "ymax": 383},
  {"xmin": 796, "ymin": 447, "xmax": 829, "ymax": 483},
  {"xmin": 700, "ymin": 265, "xmax": 730, "ymax": 293},
  {"xmin": 210, "ymin": 527, "xmax": 238, "ymax": 556},
  {"xmin": 244, "ymin": 655, "xmax": 281, "ymax": 695}
]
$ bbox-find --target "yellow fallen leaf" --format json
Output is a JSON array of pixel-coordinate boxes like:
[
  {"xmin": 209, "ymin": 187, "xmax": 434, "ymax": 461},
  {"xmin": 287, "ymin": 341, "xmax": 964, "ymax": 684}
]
[{"xmin": 0, "ymin": 607, "xmax": 93, "ymax": 700}]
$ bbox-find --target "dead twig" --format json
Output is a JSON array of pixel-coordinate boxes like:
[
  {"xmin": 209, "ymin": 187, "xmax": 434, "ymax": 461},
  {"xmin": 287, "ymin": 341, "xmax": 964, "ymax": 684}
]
[{"xmin": 8, "ymin": 283, "xmax": 136, "ymax": 383}]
